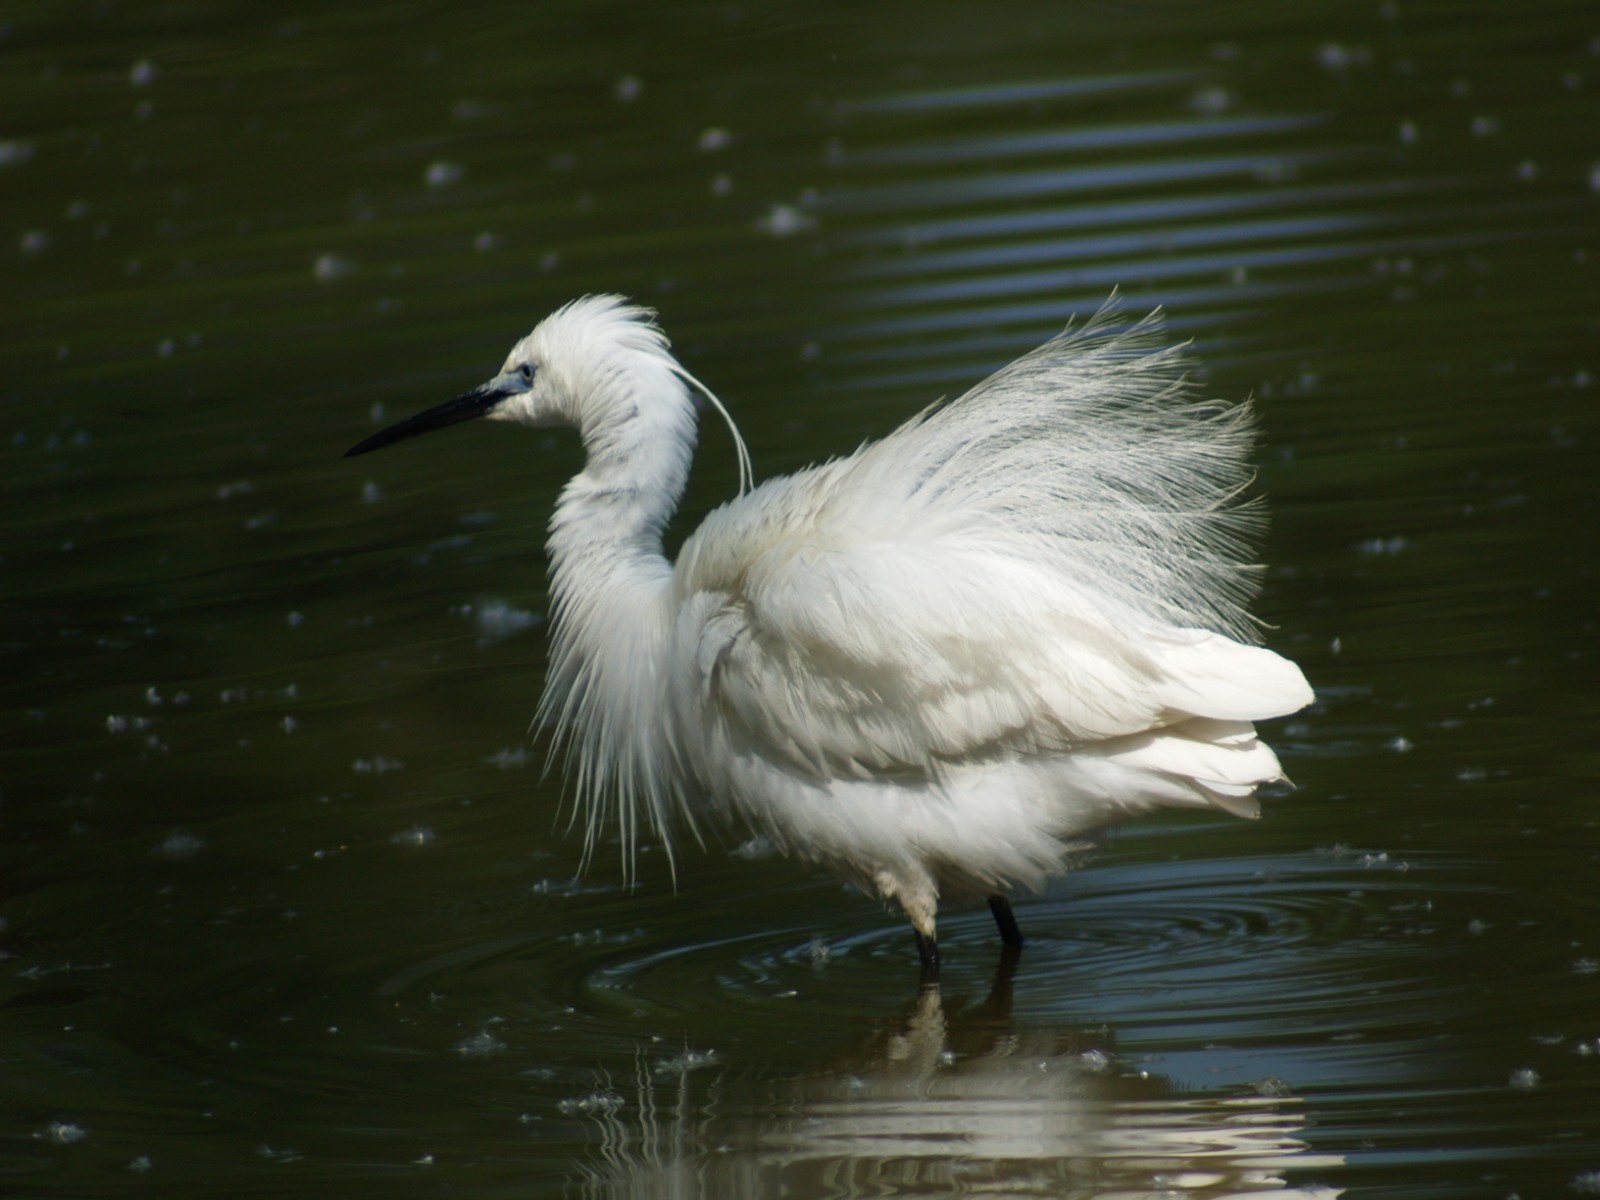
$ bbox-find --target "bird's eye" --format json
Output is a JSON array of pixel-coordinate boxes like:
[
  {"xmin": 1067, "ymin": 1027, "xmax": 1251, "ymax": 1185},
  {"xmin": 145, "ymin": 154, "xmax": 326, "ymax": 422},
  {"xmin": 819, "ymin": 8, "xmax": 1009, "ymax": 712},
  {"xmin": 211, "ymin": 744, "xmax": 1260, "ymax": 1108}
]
[{"xmin": 518, "ymin": 362, "xmax": 536, "ymax": 385}]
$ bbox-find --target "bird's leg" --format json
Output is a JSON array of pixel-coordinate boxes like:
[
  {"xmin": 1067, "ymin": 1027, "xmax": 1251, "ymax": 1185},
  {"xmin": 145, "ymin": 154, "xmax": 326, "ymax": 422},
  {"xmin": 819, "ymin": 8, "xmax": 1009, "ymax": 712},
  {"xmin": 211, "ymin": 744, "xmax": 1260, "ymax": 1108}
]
[
  {"xmin": 987, "ymin": 894, "xmax": 1024, "ymax": 948},
  {"xmin": 875, "ymin": 866, "xmax": 941, "ymax": 975},
  {"xmin": 914, "ymin": 929, "xmax": 941, "ymax": 976}
]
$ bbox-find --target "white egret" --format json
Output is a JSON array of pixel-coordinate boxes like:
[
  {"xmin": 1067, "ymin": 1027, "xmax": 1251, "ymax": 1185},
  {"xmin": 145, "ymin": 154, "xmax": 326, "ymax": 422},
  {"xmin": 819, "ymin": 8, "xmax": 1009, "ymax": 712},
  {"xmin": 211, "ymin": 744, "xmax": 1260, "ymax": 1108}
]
[{"xmin": 347, "ymin": 296, "xmax": 1313, "ymax": 971}]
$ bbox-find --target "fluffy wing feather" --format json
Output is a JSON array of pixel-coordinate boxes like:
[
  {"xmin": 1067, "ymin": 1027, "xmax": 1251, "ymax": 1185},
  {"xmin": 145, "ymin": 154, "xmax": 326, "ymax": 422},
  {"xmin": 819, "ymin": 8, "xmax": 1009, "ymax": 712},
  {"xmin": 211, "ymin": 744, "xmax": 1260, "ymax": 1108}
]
[{"xmin": 674, "ymin": 302, "xmax": 1310, "ymax": 783}]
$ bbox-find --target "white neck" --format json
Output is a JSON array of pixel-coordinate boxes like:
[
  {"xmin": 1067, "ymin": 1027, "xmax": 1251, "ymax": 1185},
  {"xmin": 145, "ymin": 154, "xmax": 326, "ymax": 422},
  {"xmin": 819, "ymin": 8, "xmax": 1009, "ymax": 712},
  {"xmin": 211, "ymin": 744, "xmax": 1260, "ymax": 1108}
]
[{"xmin": 537, "ymin": 358, "xmax": 699, "ymax": 876}]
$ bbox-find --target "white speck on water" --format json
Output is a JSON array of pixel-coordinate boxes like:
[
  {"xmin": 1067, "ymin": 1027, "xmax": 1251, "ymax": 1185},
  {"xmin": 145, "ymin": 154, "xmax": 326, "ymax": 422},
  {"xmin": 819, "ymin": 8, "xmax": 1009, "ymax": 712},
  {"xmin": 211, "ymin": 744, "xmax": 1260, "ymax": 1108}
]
[
  {"xmin": 732, "ymin": 836, "xmax": 776, "ymax": 860},
  {"xmin": 474, "ymin": 599, "xmax": 539, "ymax": 645},
  {"xmin": 1508, "ymin": 1067, "xmax": 1539, "ymax": 1091},
  {"xmin": 422, "ymin": 537, "xmax": 467, "ymax": 563},
  {"xmin": 424, "ymin": 160, "xmax": 463, "ymax": 188},
  {"xmin": 653, "ymin": 1048, "xmax": 718, "ymax": 1076},
  {"xmin": 128, "ymin": 1155, "xmax": 152, "ymax": 1173},
  {"xmin": 129, "ymin": 59, "xmax": 158, "ymax": 87},
  {"xmin": 1189, "ymin": 85, "xmax": 1230, "ymax": 116},
  {"xmin": 613, "ymin": 74, "xmax": 641, "ymax": 103},
  {"xmin": 697, "ymin": 127, "xmax": 731, "ymax": 151},
  {"xmin": 1574, "ymin": 958, "xmax": 1599, "ymax": 976},
  {"xmin": 144, "ymin": 686, "xmax": 163, "ymax": 706},
  {"xmin": 1467, "ymin": 918, "xmax": 1490, "ymax": 935},
  {"xmin": 20, "ymin": 229, "xmax": 51, "ymax": 256},
  {"xmin": 807, "ymin": 935, "xmax": 831, "ymax": 965},
  {"xmin": 216, "ymin": 480, "xmax": 255, "ymax": 500},
  {"xmin": 278, "ymin": 716, "xmax": 297, "ymax": 734},
  {"xmin": 313, "ymin": 253, "xmax": 356, "ymax": 283},
  {"xmin": 1330, "ymin": 636, "xmax": 1342, "ymax": 655},
  {"xmin": 390, "ymin": 825, "xmax": 434, "ymax": 848},
  {"xmin": 0, "ymin": 139, "xmax": 35, "ymax": 167},
  {"xmin": 1316, "ymin": 42, "xmax": 1369, "ymax": 70},
  {"xmin": 1572, "ymin": 1170, "xmax": 1600, "ymax": 1195},
  {"xmin": 1399, "ymin": 119, "xmax": 1418, "ymax": 144},
  {"xmin": 1078, "ymin": 1048, "xmax": 1114, "ymax": 1074},
  {"xmin": 154, "ymin": 832, "xmax": 205, "ymax": 861},
  {"xmin": 1252, "ymin": 1076, "xmax": 1293, "ymax": 1097},
  {"xmin": 285, "ymin": 611, "xmax": 305, "ymax": 628},
  {"xmin": 1470, "ymin": 114, "xmax": 1501, "ymax": 138},
  {"xmin": 1515, "ymin": 160, "xmax": 1538, "ymax": 181},
  {"xmin": 558, "ymin": 1091, "xmax": 623, "ymax": 1115},
  {"xmin": 353, "ymin": 756, "xmax": 403, "ymax": 775},
  {"xmin": 256, "ymin": 1145, "xmax": 303, "ymax": 1164},
  {"xmin": 107, "ymin": 714, "xmax": 129, "ymax": 733},
  {"xmin": 1455, "ymin": 766, "xmax": 1487, "ymax": 783},
  {"xmin": 1356, "ymin": 536, "xmax": 1410, "ymax": 556},
  {"xmin": 38, "ymin": 1121, "xmax": 88, "ymax": 1144},
  {"xmin": 456, "ymin": 1029, "xmax": 507, "ymax": 1057},
  {"xmin": 472, "ymin": 231, "xmax": 500, "ymax": 252},
  {"xmin": 568, "ymin": 927, "xmax": 645, "ymax": 948},
  {"xmin": 485, "ymin": 746, "xmax": 530, "ymax": 769},
  {"xmin": 756, "ymin": 203, "xmax": 816, "ymax": 238},
  {"xmin": 540, "ymin": 250, "xmax": 560, "ymax": 272},
  {"xmin": 1388, "ymin": 736, "xmax": 1414, "ymax": 753},
  {"xmin": 529, "ymin": 876, "xmax": 591, "ymax": 897},
  {"xmin": 412, "ymin": 1153, "xmax": 435, "ymax": 1166},
  {"xmin": 360, "ymin": 480, "xmax": 384, "ymax": 504},
  {"xmin": 710, "ymin": 172, "xmax": 733, "ymax": 197}
]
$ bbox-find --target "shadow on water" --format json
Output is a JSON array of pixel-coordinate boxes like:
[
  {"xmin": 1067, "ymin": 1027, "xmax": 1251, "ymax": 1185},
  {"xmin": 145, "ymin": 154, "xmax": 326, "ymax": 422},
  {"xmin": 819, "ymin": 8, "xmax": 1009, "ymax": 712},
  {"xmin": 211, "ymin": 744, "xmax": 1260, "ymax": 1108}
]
[
  {"xmin": 490, "ymin": 845, "xmax": 1557, "ymax": 1197},
  {"xmin": 570, "ymin": 961, "xmax": 1342, "ymax": 1198}
]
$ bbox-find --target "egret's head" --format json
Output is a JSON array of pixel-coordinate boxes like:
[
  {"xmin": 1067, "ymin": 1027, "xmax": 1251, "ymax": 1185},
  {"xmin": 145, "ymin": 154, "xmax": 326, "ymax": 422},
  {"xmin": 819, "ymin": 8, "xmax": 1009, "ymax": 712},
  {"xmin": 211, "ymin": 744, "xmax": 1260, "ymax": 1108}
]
[{"xmin": 344, "ymin": 295, "xmax": 675, "ymax": 458}]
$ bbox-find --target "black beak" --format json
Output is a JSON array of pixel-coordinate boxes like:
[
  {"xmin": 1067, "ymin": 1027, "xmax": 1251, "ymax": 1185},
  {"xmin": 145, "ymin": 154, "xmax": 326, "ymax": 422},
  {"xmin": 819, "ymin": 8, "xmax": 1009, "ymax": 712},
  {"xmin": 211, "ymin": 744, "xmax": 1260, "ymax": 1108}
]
[{"xmin": 345, "ymin": 381, "xmax": 511, "ymax": 458}]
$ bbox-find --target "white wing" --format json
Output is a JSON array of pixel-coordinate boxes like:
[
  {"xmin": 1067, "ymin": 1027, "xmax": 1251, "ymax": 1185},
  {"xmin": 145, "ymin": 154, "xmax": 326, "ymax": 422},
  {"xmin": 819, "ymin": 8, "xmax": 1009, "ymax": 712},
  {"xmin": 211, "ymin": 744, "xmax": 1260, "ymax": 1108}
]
[{"xmin": 673, "ymin": 304, "xmax": 1312, "ymax": 784}]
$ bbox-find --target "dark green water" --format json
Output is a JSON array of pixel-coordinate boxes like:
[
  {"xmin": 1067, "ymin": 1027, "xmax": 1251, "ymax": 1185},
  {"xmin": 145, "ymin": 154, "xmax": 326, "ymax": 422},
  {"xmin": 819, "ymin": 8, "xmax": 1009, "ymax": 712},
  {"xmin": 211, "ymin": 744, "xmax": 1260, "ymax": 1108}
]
[{"xmin": 5, "ymin": 2, "xmax": 1598, "ymax": 1196}]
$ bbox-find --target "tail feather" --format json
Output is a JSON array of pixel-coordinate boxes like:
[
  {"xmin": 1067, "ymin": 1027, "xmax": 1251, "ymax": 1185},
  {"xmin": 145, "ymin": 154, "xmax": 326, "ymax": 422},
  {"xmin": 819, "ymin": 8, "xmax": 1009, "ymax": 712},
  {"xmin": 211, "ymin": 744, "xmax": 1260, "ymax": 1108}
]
[
  {"xmin": 1095, "ymin": 716, "xmax": 1289, "ymax": 819},
  {"xmin": 1153, "ymin": 631, "xmax": 1315, "ymax": 723}
]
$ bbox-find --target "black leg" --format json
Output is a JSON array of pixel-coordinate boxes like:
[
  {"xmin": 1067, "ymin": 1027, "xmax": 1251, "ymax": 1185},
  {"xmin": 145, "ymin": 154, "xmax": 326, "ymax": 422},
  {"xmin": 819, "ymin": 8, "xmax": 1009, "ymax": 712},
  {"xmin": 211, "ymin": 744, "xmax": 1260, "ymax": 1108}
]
[
  {"xmin": 988, "ymin": 894, "xmax": 1024, "ymax": 948},
  {"xmin": 914, "ymin": 929, "xmax": 941, "ymax": 975}
]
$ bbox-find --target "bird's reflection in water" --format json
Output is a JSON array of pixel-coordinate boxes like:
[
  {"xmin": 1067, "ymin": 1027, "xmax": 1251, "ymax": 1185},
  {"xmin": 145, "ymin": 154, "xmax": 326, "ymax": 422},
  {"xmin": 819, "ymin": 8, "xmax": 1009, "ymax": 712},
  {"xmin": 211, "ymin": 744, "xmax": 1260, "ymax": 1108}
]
[{"xmin": 574, "ymin": 957, "xmax": 1341, "ymax": 1198}]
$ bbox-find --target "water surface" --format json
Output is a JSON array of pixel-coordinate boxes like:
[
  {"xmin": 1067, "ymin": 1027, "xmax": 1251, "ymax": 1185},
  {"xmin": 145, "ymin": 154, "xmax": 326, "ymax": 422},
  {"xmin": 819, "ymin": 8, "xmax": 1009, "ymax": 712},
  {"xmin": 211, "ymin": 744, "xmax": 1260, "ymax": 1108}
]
[{"xmin": 5, "ymin": 2, "xmax": 1598, "ymax": 1196}]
